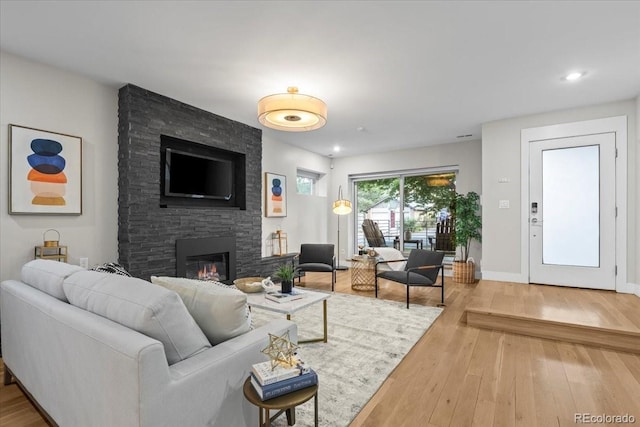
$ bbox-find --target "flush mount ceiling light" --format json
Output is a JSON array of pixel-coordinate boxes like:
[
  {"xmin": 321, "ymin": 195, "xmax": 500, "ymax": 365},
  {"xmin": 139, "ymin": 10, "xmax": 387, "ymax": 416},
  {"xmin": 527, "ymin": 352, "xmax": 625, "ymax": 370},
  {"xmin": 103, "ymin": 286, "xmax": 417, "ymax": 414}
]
[{"xmin": 258, "ymin": 87, "xmax": 327, "ymax": 132}]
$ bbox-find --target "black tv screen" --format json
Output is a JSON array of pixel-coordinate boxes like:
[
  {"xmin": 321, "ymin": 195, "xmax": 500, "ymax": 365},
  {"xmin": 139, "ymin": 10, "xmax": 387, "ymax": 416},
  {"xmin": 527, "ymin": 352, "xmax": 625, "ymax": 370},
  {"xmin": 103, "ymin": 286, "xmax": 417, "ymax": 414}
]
[{"xmin": 164, "ymin": 148, "xmax": 233, "ymax": 200}]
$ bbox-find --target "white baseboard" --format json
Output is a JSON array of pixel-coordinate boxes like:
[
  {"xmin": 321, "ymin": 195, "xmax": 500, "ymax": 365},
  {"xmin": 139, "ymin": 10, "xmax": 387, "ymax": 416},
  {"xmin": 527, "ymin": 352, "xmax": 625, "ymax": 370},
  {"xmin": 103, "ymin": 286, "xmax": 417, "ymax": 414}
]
[
  {"xmin": 480, "ymin": 271, "xmax": 528, "ymax": 283},
  {"xmin": 617, "ymin": 282, "xmax": 640, "ymax": 297}
]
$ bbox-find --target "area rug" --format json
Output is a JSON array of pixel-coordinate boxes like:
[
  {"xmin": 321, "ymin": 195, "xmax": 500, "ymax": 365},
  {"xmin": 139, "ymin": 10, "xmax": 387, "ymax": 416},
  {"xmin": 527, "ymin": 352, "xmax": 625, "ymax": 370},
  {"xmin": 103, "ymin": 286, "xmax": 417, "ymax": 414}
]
[{"xmin": 250, "ymin": 292, "xmax": 443, "ymax": 426}]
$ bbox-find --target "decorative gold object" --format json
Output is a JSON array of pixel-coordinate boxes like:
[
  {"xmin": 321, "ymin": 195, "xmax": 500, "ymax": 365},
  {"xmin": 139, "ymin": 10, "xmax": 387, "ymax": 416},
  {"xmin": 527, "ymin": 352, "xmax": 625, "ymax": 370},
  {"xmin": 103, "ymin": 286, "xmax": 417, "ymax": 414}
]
[
  {"xmin": 350, "ymin": 255, "xmax": 377, "ymax": 291},
  {"xmin": 43, "ymin": 229, "xmax": 60, "ymax": 247},
  {"xmin": 261, "ymin": 331, "xmax": 299, "ymax": 370},
  {"xmin": 36, "ymin": 229, "xmax": 68, "ymax": 262}
]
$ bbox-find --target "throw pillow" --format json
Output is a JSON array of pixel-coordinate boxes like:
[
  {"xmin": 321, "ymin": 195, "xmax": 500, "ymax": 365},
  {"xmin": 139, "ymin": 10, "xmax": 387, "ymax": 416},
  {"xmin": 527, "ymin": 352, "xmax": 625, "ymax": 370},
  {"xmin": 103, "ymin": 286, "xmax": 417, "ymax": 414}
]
[
  {"xmin": 150, "ymin": 276, "xmax": 251, "ymax": 345},
  {"xmin": 373, "ymin": 247, "xmax": 407, "ymax": 271},
  {"xmin": 21, "ymin": 259, "xmax": 85, "ymax": 302},
  {"xmin": 90, "ymin": 262, "xmax": 131, "ymax": 276},
  {"xmin": 63, "ymin": 270, "xmax": 211, "ymax": 365}
]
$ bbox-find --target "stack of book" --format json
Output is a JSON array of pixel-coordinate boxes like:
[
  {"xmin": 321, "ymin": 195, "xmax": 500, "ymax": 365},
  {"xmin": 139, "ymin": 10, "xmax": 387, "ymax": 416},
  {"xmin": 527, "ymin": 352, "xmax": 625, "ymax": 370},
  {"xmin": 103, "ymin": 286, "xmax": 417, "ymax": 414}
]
[
  {"xmin": 250, "ymin": 359, "xmax": 318, "ymax": 401},
  {"xmin": 265, "ymin": 287, "xmax": 306, "ymax": 303}
]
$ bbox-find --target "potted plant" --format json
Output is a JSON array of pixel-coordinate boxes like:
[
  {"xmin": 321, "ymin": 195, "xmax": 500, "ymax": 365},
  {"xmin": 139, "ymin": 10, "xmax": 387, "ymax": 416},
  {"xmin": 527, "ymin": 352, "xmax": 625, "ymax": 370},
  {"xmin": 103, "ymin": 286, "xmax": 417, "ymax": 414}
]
[
  {"xmin": 452, "ymin": 191, "xmax": 481, "ymax": 283},
  {"xmin": 274, "ymin": 264, "xmax": 296, "ymax": 293}
]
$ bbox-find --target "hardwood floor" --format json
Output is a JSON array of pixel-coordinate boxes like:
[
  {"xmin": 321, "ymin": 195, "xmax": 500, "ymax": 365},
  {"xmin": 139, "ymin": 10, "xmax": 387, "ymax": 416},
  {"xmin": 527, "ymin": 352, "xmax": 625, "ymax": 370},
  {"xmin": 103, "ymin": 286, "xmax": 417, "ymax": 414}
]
[
  {"xmin": 465, "ymin": 280, "xmax": 640, "ymax": 354},
  {"xmin": 2, "ymin": 271, "xmax": 639, "ymax": 426}
]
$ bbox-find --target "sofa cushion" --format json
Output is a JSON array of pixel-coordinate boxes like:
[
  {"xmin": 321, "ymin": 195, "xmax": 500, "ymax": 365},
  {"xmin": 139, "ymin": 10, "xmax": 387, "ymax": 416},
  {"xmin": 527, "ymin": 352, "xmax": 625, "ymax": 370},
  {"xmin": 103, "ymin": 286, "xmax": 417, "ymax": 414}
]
[
  {"xmin": 63, "ymin": 270, "xmax": 211, "ymax": 365},
  {"xmin": 150, "ymin": 276, "xmax": 251, "ymax": 345},
  {"xmin": 21, "ymin": 259, "xmax": 85, "ymax": 302}
]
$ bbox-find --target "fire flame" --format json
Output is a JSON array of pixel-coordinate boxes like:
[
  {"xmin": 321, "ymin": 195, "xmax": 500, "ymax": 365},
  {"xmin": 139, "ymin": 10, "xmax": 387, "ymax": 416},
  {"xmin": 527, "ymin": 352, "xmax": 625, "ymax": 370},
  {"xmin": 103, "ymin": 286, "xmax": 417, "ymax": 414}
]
[{"xmin": 198, "ymin": 264, "xmax": 219, "ymax": 281}]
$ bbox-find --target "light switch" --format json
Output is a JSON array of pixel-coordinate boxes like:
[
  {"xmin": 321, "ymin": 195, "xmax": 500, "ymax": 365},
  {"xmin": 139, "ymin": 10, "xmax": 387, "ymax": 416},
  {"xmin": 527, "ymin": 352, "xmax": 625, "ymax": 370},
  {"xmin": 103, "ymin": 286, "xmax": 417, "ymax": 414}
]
[
  {"xmin": 498, "ymin": 177, "xmax": 510, "ymax": 183},
  {"xmin": 499, "ymin": 200, "xmax": 510, "ymax": 209}
]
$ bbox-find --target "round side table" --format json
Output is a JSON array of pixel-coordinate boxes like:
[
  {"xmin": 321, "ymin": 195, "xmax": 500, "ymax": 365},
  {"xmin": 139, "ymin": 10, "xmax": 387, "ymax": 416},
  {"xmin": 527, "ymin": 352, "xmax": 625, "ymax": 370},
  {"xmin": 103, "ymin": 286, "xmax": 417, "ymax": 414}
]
[
  {"xmin": 243, "ymin": 377, "xmax": 318, "ymax": 427},
  {"xmin": 349, "ymin": 255, "xmax": 378, "ymax": 291}
]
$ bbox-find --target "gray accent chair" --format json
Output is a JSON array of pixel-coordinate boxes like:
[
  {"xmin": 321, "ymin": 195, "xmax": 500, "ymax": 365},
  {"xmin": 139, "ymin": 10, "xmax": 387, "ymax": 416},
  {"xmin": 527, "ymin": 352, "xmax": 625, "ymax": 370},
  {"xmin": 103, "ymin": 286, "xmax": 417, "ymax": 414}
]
[
  {"xmin": 294, "ymin": 244, "xmax": 336, "ymax": 291},
  {"xmin": 375, "ymin": 249, "xmax": 445, "ymax": 308}
]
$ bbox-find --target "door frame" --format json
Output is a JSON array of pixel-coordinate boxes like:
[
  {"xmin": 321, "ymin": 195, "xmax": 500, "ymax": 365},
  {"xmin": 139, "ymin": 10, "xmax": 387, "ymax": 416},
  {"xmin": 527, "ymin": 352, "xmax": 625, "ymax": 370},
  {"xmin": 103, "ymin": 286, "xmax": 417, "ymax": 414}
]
[{"xmin": 520, "ymin": 116, "xmax": 627, "ymax": 291}]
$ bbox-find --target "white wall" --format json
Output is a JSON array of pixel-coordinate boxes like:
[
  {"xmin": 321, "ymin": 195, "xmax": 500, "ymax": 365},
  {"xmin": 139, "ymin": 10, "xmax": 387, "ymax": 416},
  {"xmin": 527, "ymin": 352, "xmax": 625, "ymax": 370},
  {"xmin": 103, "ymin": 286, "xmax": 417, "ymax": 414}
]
[
  {"xmin": 261, "ymin": 135, "xmax": 332, "ymax": 256},
  {"xmin": 0, "ymin": 51, "xmax": 119, "ymax": 281},
  {"xmin": 635, "ymin": 95, "xmax": 640, "ymax": 294},
  {"xmin": 330, "ymin": 140, "xmax": 482, "ymax": 265},
  {"xmin": 482, "ymin": 99, "xmax": 638, "ymax": 286}
]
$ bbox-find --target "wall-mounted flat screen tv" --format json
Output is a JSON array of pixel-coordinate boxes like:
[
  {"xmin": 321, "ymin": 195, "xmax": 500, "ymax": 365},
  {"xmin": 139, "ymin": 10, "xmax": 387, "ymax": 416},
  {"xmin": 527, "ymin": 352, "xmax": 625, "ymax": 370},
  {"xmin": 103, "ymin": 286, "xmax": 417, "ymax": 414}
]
[{"xmin": 164, "ymin": 148, "xmax": 233, "ymax": 200}]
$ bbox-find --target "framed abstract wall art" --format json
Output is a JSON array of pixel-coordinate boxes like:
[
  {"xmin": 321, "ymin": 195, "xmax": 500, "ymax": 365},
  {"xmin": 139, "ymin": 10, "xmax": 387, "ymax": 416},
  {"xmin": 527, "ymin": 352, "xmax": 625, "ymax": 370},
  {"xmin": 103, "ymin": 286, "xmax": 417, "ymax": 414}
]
[
  {"xmin": 265, "ymin": 172, "xmax": 287, "ymax": 217},
  {"xmin": 9, "ymin": 124, "xmax": 83, "ymax": 215}
]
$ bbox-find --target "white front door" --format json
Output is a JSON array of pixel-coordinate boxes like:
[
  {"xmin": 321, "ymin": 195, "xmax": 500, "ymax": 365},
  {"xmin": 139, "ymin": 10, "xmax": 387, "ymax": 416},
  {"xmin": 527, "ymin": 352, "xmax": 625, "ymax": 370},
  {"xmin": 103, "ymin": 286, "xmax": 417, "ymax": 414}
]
[{"xmin": 528, "ymin": 133, "xmax": 616, "ymax": 290}]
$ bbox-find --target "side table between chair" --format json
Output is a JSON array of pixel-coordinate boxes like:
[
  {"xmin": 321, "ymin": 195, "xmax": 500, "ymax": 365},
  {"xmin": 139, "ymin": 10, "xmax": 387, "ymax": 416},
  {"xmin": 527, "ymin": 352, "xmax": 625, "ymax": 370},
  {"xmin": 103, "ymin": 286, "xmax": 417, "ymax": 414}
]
[
  {"xmin": 349, "ymin": 255, "xmax": 377, "ymax": 291},
  {"xmin": 243, "ymin": 377, "xmax": 318, "ymax": 427}
]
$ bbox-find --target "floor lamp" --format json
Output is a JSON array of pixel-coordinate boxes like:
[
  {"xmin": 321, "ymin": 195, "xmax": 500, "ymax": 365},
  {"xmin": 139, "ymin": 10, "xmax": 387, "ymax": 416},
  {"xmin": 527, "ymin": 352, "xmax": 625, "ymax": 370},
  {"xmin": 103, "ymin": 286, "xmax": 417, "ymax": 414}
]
[{"xmin": 333, "ymin": 185, "xmax": 352, "ymax": 271}]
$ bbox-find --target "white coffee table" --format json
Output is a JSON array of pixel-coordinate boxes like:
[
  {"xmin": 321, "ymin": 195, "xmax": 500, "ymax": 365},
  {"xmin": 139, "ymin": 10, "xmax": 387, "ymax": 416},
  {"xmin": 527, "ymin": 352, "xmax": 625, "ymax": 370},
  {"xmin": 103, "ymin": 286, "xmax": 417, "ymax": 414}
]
[{"xmin": 245, "ymin": 287, "xmax": 331, "ymax": 343}]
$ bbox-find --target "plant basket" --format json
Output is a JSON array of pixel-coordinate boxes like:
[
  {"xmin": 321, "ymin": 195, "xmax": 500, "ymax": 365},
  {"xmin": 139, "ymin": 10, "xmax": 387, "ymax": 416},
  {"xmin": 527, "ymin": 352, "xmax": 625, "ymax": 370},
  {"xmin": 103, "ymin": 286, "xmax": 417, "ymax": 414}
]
[{"xmin": 453, "ymin": 260, "xmax": 475, "ymax": 284}]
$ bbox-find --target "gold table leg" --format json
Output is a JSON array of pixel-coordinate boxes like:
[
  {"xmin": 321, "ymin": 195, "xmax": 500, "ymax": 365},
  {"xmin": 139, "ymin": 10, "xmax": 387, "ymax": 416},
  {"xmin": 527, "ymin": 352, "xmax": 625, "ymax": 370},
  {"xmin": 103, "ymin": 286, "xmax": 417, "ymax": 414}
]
[{"xmin": 291, "ymin": 300, "xmax": 328, "ymax": 344}]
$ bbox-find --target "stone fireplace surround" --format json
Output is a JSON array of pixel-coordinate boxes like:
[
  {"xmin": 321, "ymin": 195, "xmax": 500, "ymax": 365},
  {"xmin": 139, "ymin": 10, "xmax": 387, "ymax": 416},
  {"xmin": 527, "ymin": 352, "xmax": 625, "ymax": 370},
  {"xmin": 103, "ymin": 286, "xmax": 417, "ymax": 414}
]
[{"xmin": 118, "ymin": 84, "xmax": 292, "ymax": 280}]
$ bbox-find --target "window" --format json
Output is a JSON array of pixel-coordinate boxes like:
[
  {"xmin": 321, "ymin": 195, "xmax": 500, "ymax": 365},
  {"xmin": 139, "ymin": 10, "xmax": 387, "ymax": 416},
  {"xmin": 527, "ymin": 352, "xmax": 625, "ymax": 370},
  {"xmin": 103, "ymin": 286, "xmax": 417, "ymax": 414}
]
[{"xmin": 296, "ymin": 169, "xmax": 322, "ymax": 195}]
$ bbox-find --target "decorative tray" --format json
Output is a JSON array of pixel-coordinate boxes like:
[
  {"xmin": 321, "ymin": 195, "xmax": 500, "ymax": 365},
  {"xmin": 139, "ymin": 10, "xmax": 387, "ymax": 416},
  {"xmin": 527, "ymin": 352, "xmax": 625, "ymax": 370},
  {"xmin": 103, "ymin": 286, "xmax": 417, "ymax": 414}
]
[{"xmin": 233, "ymin": 277, "xmax": 265, "ymax": 293}]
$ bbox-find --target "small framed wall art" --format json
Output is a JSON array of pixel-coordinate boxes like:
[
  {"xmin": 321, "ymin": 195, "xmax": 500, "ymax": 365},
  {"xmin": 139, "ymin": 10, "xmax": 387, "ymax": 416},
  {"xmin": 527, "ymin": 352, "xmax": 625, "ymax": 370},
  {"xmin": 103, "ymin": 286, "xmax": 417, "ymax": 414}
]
[
  {"xmin": 9, "ymin": 124, "xmax": 83, "ymax": 215},
  {"xmin": 264, "ymin": 172, "xmax": 287, "ymax": 217}
]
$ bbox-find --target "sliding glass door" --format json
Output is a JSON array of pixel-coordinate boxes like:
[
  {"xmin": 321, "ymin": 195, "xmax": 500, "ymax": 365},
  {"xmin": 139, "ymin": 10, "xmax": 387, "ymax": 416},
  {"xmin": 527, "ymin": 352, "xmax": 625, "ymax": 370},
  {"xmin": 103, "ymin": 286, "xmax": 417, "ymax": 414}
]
[
  {"xmin": 355, "ymin": 177, "xmax": 400, "ymax": 251},
  {"xmin": 355, "ymin": 170, "xmax": 456, "ymax": 255}
]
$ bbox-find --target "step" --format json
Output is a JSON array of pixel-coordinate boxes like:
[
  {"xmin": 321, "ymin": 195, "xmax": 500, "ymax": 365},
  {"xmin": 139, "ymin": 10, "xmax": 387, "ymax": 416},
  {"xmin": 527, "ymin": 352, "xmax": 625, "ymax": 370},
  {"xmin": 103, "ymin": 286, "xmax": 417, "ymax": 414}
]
[{"xmin": 465, "ymin": 307, "xmax": 640, "ymax": 354}]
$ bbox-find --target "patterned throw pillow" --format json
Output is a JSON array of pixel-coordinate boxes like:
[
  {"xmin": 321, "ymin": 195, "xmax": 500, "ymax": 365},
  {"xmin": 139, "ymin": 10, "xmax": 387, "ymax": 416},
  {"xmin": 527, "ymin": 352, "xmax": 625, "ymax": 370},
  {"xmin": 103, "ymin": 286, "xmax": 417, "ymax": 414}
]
[{"xmin": 90, "ymin": 262, "xmax": 132, "ymax": 277}]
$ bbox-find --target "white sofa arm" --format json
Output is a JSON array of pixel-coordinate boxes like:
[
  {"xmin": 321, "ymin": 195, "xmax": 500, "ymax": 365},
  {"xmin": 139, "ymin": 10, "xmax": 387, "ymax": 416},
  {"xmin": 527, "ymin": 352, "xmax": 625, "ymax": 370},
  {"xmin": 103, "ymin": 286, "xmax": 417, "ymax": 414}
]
[
  {"xmin": 140, "ymin": 319, "xmax": 297, "ymax": 427},
  {"xmin": 1, "ymin": 279, "xmax": 167, "ymax": 427},
  {"xmin": 2, "ymin": 279, "xmax": 297, "ymax": 427}
]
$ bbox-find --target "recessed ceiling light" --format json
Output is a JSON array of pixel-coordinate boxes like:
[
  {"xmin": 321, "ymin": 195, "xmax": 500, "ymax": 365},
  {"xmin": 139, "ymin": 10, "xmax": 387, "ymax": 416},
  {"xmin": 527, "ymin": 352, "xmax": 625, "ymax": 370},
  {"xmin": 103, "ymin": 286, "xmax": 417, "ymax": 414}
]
[
  {"xmin": 564, "ymin": 72, "xmax": 585, "ymax": 81},
  {"xmin": 333, "ymin": 146, "xmax": 341, "ymax": 152}
]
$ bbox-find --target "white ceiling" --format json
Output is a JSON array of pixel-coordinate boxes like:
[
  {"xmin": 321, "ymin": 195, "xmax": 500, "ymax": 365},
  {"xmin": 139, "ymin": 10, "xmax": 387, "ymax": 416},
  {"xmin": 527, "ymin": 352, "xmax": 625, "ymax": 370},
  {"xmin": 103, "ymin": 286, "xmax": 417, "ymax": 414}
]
[{"xmin": 1, "ymin": 1, "xmax": 639, "ymax": 158}]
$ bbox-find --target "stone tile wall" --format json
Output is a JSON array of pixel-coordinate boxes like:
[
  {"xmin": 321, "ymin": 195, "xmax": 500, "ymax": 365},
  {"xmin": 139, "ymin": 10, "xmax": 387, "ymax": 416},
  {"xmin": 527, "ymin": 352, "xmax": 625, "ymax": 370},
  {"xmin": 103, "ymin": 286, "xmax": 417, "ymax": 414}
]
[{"xmin": 118, "ymin": 84, "xmax": 268, "ymax": 279}]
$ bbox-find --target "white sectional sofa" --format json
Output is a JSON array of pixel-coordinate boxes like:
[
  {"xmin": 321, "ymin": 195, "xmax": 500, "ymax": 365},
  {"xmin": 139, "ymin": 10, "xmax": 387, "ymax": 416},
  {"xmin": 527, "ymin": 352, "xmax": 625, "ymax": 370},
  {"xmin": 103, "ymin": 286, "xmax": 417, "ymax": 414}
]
[{"xmin": 0, "ymin": 260, "xmax": 296, "ymax": 427}]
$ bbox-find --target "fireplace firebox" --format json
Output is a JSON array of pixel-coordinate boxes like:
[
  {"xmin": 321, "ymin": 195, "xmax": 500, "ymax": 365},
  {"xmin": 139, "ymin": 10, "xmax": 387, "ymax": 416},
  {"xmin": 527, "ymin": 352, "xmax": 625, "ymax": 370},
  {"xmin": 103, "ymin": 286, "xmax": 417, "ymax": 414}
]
[{"xmin": 176, "ymin": 236, "xmax": 236, "ymax": 284}]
